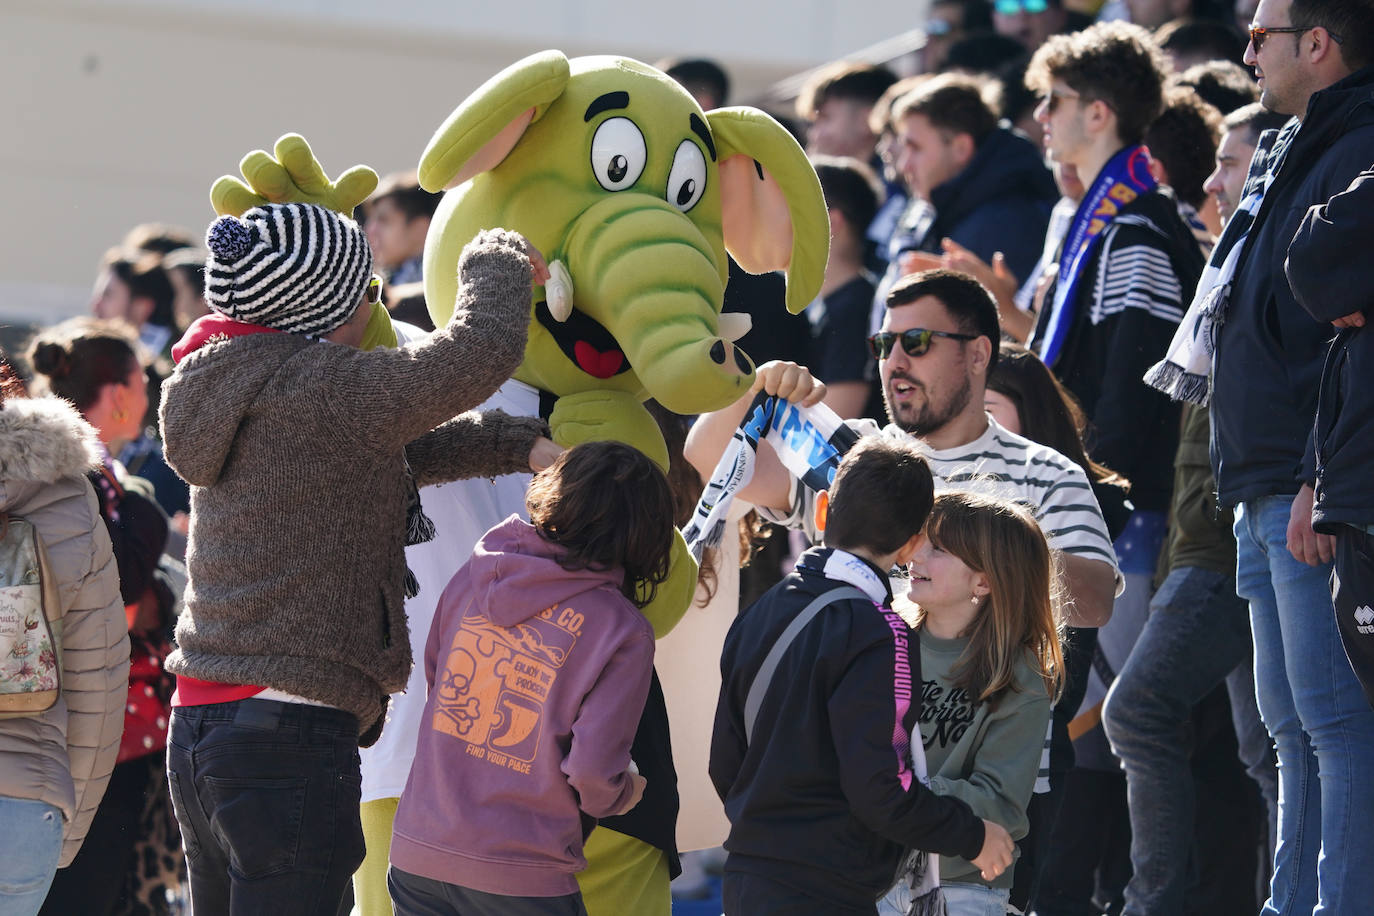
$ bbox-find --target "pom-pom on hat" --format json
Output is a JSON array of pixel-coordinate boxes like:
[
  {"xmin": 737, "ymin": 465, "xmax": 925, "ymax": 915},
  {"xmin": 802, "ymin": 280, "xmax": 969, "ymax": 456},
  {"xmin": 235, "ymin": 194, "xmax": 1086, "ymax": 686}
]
[{"xmin": 204, "ymin": 202, "xmax": 373, "ymax": 336}]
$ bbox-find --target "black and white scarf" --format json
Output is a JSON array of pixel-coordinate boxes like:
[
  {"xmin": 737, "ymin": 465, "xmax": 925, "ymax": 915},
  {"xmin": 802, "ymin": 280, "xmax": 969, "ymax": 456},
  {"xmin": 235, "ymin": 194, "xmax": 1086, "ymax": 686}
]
[{"xmin": 1144, "ymin": 126, "xmax": 1287, "ymax": 404}]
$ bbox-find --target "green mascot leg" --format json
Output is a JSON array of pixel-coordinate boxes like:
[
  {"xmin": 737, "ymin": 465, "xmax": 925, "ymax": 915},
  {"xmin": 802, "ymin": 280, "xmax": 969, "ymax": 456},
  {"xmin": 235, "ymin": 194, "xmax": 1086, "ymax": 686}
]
[
  {"xmin": 577, "ymin": 828, "xmax": 671, "ymax": 916},
  {"xmin": 353, "ymin": 796, "xmax": 400, "ymax": 915}
]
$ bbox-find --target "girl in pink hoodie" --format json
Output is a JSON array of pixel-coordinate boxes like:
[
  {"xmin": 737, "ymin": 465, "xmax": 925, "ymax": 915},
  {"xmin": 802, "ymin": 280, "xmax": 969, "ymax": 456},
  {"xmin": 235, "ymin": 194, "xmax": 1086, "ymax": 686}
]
[{"xmin": 390, "ymin": 440, "xmax": 675, "ymax": 915}]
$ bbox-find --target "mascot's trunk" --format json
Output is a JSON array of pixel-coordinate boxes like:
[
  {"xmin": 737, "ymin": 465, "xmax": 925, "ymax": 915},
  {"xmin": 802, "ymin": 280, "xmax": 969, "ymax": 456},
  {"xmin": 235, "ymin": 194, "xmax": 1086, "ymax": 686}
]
[{"xmin": 561, "ymin": 196, "xmax": 752, "ymax": 416}]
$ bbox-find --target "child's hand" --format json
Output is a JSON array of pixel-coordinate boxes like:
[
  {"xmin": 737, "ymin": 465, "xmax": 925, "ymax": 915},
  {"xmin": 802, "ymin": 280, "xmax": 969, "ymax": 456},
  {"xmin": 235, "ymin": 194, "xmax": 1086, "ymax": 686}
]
[
  {"xmin": 750, "ymin": 360, "xmax": 826, "ymax": 407},
  {"xmin": 611, "ymin": 772, "xmax": 648, "ymax": 816},
  {"xmin": 507, "ymin": 232, "xmax": 551, "ymax": 286},
  {"xmin": 528, "ymin": 436, "xmax": 564, "ymax": 472},
  {"xmin": 971, "ymin": 819, "xmax": 1015, "ymax": 880}
]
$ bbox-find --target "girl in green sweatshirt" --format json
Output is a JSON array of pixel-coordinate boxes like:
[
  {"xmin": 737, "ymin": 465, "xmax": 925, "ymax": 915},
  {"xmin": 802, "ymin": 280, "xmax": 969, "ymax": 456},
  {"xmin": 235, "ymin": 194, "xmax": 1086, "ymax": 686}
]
[{"xmin": 885, "ymin": 490, "xmax": 1065, "ymax": 916}]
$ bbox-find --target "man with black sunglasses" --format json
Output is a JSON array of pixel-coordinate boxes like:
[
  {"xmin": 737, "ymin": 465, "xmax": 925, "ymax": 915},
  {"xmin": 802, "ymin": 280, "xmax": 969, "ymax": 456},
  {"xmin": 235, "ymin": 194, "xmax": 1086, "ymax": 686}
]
[
  {"xmin": 685, "ymin": 269, "xmax": 1121, "ymax": 633},
  {"xmin": 1177, "ymin": 0, "xmax": 1374, "ymax": 911}
]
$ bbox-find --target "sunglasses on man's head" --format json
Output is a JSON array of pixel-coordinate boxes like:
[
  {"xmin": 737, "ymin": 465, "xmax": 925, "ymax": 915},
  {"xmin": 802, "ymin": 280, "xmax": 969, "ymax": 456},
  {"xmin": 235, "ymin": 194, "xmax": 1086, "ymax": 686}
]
[
  {"xmin": 995, "ymin": 0, "xmax": 1049, "ymax": 15},
  {"xmin": 868, "ymin": 328, "xmax": 978, "ymax": 360},
  {"xmin": 365, "ymin": 274, "xmax": 384, "ymax": 306}
]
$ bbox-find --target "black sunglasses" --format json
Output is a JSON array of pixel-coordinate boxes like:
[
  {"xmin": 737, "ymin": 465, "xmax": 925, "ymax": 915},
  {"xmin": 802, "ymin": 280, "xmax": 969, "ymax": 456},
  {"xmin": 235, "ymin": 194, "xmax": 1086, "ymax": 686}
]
[
  {"xmin": 868, "ymin": 327, "xmax": 978, "ymax": 359},
  {"xmin": 365, "ymin": 274, "xmax": 383, "ymax": 306},
  {"xmin": 1247, "ymin": 22, "xmax": 1341, "ymax": 49}
]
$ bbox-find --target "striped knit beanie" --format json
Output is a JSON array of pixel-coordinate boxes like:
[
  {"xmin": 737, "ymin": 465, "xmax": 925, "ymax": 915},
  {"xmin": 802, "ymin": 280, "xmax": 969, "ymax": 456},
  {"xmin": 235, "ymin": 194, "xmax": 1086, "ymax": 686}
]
[{"xmin": 203, "ymin": 202, "xmax": 373, "ymax": 336}]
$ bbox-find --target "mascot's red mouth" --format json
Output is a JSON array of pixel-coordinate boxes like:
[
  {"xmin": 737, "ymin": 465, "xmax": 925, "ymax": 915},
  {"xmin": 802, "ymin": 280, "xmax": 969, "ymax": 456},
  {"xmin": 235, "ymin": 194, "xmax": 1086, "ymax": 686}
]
[{"xmin": 535, "ymin": 300, "xmax": 631, "ymax": 379}]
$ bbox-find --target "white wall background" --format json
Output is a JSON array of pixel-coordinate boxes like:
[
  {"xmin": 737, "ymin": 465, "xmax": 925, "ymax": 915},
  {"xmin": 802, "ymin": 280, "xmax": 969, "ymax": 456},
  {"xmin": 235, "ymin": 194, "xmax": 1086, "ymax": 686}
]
[{"xmin": 1, "ymin": 0, "xmax": 923, "ymax": 327}]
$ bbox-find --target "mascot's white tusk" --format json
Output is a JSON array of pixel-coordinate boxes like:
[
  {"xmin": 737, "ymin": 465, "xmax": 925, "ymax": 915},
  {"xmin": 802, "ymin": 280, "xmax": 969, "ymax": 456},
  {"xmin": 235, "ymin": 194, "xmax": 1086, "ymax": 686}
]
[
  {"xmin": 717, "ymin": 312, "xmax": 752, "ymax": 342},
  {"xmin": 546, "ymin": 260, "xmax": 574, "ymax": 322}
]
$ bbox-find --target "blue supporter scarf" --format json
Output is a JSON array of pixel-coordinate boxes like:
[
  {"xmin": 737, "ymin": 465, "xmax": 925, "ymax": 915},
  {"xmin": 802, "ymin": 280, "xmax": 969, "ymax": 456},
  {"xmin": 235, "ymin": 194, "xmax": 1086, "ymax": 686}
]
[{"xmin": 1038, "ymin": 145, "xmax": 1158, "ymax": 367}]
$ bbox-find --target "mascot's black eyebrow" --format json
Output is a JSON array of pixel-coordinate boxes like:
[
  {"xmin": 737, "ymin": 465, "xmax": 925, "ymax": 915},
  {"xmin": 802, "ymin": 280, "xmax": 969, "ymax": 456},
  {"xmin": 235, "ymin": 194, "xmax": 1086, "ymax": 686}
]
[
  {"xmin": 689, "ymin": 114, "xmax": 717, "ymax": 161},
  {"xmin": 584, "ymin": 92, "xmax": 630, "ymax": 122}
]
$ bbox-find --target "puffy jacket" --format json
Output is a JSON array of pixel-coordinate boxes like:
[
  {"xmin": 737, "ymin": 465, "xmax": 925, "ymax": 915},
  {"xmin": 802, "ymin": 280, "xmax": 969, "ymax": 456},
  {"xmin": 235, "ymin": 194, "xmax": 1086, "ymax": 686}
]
[{"xmin": 0, "ymin": 397, "xmax": 129, "ymax": 865}]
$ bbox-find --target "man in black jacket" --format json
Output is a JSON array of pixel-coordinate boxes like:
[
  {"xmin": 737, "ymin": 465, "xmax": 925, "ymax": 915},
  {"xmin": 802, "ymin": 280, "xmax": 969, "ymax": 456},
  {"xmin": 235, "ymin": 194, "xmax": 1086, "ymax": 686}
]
[
  {"xmin": 1286, "ymin": 166, "xmax": 1374, "ymax": 710},
  {"xmin": 710, "ymin": 436, "xmax": 1014, "ymax": 914},
  {"xmin": 1203, "ymin": 0, "xmax": 1374, "ymax": 908}
]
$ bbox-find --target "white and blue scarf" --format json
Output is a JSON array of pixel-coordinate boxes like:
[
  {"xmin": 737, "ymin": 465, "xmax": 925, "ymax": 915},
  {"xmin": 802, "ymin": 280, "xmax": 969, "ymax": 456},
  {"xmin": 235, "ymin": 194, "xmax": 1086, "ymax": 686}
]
[{"xmin": 682, "ymin": 393, "xmax": 858, "ymax": 562}]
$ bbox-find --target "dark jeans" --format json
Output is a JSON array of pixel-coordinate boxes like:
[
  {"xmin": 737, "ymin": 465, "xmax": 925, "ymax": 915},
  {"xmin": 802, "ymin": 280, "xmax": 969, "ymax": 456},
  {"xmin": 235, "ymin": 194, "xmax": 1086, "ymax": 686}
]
[
  {"xmin": 1332, "ymin": 524, "xmax": 1374, "ymax": 709},
  {"xmin": 388, "ymin": 867, "xmax": 587, "ymax": 916},
  {"xmin": 1100, "ymin": 566, "xmax": 1279, "ymax": 915},
  {"xmin": 166, "ymin": 699, "xmax": 365, "ymax": 916}
]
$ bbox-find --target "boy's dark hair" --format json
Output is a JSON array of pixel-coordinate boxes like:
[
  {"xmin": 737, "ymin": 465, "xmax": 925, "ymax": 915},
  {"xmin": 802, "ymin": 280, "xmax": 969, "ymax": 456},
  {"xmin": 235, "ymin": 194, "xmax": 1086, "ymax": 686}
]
[
  {"xmin": 27, "ymin": 318, "xmax": 142, "ymax": 413},
  {"xmin": 994, "ymin": 52, "xmax": 1038, "ymax": 123},
  {"xmin": 661, "ymin": 57, "xmax": 731, "ymax": 108},
  {"xmin": 102, "ymin": 247, "xmax": 177, "ymax": 329},
  {"xmin": 796, "ymin": 62, "xmax": 898, "ymax": 119},
  {"xmin": 1144, "ymin": 87, "xmax": 1222, "ymax": 208},
  {"xmin": 526, "ymin": 441, "xmax": 676, "ymax": 609},
  {"xmin": 1222, "ymin": 101, "xmax": 1291, "ymax": 144},
  {"xmin": 887, "ymin": 269, "xmax": 1002, "ymax": 376},
  {"xmin": 823, "ymin": 436, "xmax": 934, "ymax": 555},
  {"xmin": 1291, "ymin": 0, "xmax": 1374, "ymax": 70},
  {"xmin": 1025, "ymin": 21, "xmax": 1170, "ymax": 146},
  {"xmin": 945, "ymin": 31, "xmax": 1031, "ymax": 75},
  {"xmin": 1171, "ymin": 60, "xmax": 1259, "ymax": 114},
  {"xmin": 893, "ymin": 74, "xmax": 998, "ymax": 146},
  {"xmin": 1155, "ymin": 17, "xmax": 1247, "ymax": 65},
  {"xmin": 811, "ymin": 156, "xmax": 882, "ymax": 244},
  {"xmin": 371, "ymin": 172, "xmax": 444, "ymax": 222}
]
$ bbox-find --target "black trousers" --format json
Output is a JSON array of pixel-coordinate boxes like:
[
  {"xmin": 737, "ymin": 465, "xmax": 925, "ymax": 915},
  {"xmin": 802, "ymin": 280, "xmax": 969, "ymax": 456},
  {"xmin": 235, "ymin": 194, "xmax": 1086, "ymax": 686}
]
[
  {"xmin": 166, "ymin": 699, "xmax": 365, "ymax": 916},
  {"xmin": 1332, "ymin": 524, "xmax": 1374, "ymax": 709}
]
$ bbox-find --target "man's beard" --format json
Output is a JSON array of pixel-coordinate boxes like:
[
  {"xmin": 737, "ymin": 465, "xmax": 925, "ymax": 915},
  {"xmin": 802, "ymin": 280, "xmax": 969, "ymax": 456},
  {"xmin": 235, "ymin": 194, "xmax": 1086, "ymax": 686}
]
[{"xmin": 884, "ymin": 373, "xmax": 973, "ymax": 437}]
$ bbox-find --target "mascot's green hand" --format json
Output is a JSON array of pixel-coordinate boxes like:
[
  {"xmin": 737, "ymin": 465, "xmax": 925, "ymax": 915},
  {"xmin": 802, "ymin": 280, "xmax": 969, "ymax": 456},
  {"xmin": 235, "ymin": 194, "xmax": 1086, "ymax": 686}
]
[
  {"xmin": 210, "ymin": 134, "xmax": 378, "ymax": 217},
  {"xmin": 548, "ymin": 391, "xmax": 671, "ymax": 472}
]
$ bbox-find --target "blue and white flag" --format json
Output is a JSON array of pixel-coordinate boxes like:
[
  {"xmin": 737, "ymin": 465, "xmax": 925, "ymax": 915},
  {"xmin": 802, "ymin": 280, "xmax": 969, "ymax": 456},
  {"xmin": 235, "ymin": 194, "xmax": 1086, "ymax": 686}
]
[{"xmin": 682, "ymin": 394, "xmax": 859, "ymax": 562}]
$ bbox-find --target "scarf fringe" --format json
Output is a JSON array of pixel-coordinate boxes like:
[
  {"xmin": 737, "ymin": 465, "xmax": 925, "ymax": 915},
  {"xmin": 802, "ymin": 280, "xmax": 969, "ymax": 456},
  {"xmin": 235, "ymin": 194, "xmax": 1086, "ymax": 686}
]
[
  {"xmin": 908, "ymin": 887, "xmax": 947, "ymax": 916},
  {"xmin": 1143, "ymin": 360, "xmax": 1211, "ymax": 406}
]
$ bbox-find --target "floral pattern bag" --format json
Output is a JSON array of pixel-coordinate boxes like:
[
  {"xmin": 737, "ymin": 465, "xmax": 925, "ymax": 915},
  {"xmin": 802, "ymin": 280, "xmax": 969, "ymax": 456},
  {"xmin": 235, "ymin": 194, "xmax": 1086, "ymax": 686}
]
[{"xmin": 0, "ymin": 513, "xmax": 62, "ymax": 716}]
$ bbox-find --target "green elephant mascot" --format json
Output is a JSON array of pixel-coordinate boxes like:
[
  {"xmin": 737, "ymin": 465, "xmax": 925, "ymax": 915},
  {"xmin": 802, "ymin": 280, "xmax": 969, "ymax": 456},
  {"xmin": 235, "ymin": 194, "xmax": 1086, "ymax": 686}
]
[
  {"xmin": 414, "ymin": 52, "xmax": 827, "ymax": 915},
  {"xmin": 208, "ymin": 49, "xmax": 828, "ymax": 916}
]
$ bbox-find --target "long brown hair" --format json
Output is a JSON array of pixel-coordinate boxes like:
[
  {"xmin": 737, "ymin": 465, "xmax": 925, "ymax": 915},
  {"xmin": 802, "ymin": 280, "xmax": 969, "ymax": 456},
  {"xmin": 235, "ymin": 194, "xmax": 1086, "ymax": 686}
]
[
  {"xmin": 987, "ymin": 342, "xmax": 1127, "ymax": 490},
  {"xmin": 525, "ymin": 440, "xmax": 676, "ymax": 609},
  {"xmin": 913, "ymin": 491, "xmax": 1065, "ymax": 704}
]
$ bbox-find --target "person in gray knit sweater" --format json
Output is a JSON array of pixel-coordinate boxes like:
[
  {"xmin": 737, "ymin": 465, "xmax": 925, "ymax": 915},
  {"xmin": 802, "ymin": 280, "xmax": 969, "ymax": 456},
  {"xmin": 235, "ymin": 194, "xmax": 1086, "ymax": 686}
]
[{"xmin": 158, "ymin": 201, "xmax": 553, "ymax": 916}]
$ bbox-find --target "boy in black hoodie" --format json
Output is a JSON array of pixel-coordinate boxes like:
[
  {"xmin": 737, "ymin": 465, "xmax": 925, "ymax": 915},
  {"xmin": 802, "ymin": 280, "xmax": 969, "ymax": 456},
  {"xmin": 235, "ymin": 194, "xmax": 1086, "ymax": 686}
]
[{"xmin": 710, "ymin": 436, "xmax": 1013, "ymax": 914}]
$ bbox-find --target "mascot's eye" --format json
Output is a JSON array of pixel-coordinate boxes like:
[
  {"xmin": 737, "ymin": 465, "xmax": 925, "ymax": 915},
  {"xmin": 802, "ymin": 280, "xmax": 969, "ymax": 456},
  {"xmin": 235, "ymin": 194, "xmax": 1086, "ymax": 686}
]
[
  {"xmin": 666, "ymin": 139, "xmax": 707, "ymax": 211},
  {"xmin": 590, "ymin": 117, "xmax": 647, "ymax": 191}
]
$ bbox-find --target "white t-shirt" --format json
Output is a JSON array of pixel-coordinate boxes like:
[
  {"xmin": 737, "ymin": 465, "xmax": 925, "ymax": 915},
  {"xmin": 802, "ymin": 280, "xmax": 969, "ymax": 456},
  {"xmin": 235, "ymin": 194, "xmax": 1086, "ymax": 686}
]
[
  {"xmin": 358, "ymin": 376, "xmax": 540, "ymax": 803},
  {"xmin": 761, "ymin": 415, "xmax": 1121, "ymax": 583}
]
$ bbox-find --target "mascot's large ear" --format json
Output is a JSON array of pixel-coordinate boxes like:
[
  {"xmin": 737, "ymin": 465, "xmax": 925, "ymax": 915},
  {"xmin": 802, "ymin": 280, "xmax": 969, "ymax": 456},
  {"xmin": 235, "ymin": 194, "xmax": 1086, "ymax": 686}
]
[
  {"xmin": 418, "ymin": 50, "xmax": 572, "ymax": 192},
  {"xmin": 708, "ymin": 108, "xmax": 830, "ymax": 315}
]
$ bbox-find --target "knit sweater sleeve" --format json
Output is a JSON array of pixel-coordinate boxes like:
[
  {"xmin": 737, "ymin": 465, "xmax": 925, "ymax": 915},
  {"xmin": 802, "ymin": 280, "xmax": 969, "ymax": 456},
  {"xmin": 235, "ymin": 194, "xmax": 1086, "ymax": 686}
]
[
  {"xmin": 406, "ymin": 410, "xmax": 550, "ymax": 488},
  {"xmin": 319, "ymin": 229, "xmax": 533, "ymax": 453}
]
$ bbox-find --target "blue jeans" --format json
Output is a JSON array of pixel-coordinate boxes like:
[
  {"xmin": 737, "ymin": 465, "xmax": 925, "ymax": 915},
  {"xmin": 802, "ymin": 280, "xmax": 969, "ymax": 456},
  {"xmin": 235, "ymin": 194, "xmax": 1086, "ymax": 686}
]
[
  {"xmin": 941, "ymin": 883, "xmax": 1011, "ymax": 915},
  {"xmin": 0, "ymin": 797, "xmax": 62, "ymax": 916},
  {"xmin": 1102, "ymin": 565, "xmax": 1279, "ymax": 915},
  {"xmin": 166, "ymin": 699, "xmax": 366, "ymax": 916},
  {"xmin": 1236, "ymin": 496, "xmax": 1374, "ymax": 916}
]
